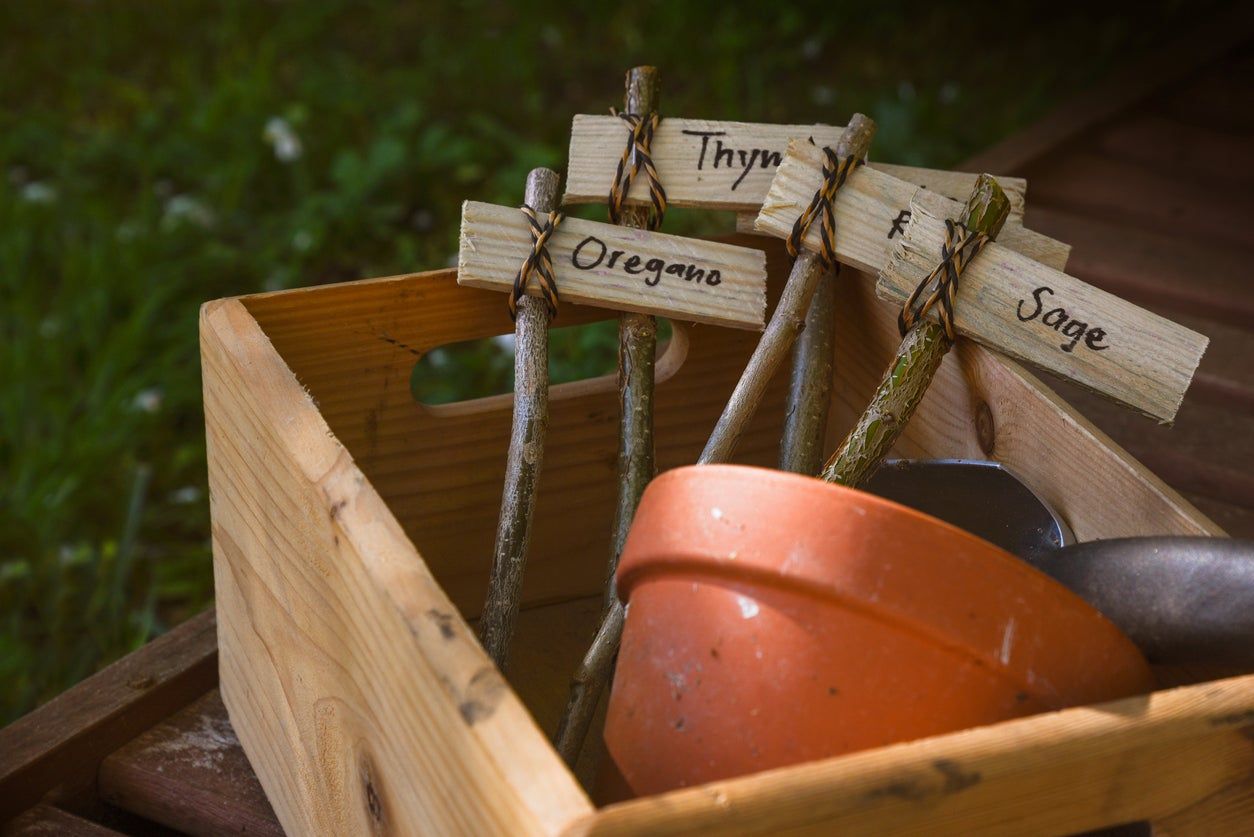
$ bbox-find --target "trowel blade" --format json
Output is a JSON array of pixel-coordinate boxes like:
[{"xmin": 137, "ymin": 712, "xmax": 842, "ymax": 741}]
[{"xmin": 860, "ymin": 459, "xmax": 1074, "ymax": 567}]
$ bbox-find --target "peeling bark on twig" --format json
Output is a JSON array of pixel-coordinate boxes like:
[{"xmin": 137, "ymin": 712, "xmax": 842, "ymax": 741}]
[
  {"xmin": 779, "ymin": 266, "xmax": 839, "ymax": 475},
  {"xmin": 479, "ymin": 168, "xmax": 560, "ymax": 672},
  {"xmin": 700, "ymin": 114, "xmax": 876, "ymax": 465},
  {"xmin": 822, "ymin": 174, "xmax": 1011, "ymax": 487},
  {"xmin": 554, "ymin": 66, "xmax": 659, "ymax": 767}
]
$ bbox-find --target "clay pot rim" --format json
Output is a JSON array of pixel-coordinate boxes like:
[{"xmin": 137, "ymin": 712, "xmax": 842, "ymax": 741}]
[
  {"xmin": 619, "ymin": 463, "xmax": 1080, "ymax": 600},
  {"xmin": 617, "ymin": 463, "xmax": 1151, "ymax": 705}
]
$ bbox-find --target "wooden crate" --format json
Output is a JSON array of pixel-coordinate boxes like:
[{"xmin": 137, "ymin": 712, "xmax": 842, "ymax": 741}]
[{"xmin": 203, "ymin": 235, "xmax": 1254, "ymax": 835}]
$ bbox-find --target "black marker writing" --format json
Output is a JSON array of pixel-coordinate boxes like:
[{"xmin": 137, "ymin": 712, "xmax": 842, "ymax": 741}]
[
  {"xmin": 683, "ymin": 130, "xmax": 785, "ymax": 191},
  {"xmin": 888, "ymin": 209, "xmax": 911, "ymax": 239},
  {"xmin": 572, "ymin": 235, "xmax": 722, "ymax": 288},
  {"xmin": 1016, "ymin": 286, "xmax": 1110, "ymax": 353}
]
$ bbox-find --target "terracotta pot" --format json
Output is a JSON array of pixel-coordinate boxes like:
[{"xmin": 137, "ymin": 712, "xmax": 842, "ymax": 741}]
[{"xmin": 603, "ymin": 464, "xmax": 1154, "ymax": 797}]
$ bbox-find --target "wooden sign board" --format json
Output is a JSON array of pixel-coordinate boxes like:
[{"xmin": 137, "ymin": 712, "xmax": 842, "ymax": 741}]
[
  {"xmin": 754, "ymin": 140, "xmax": 1207, "ymax": 423},
  {"xmin": 565, "ymin": 116, "xmax": 845, "ymax": 211},
  {"xmin": 458, "ymin": 201, "xmax": 767, "ymax": 330},
  {"xmin": 567, "ymin": 116, "xmax": 1034, "ymax": 221},
  {"xmin": 878, "ymin": 199, "xmax": 1208, "ymax": 423},
  {"xmin": 755, "ymin": 140, "xmax": 1070, "ymax": 272},
  {"xmin": 734, "ymin": 162, "xmax": 1043, "ymax": 249}
]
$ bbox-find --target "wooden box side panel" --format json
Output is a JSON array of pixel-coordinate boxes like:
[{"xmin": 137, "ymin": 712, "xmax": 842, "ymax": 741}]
[
  {"xmin": 576, "ymin": 674, "xmax": 1254, "ymax": 835},
  {"xmin": 243, "ymin": 242, "xmax": 1217, "ymax": 630},
  {"xmin": 201, "ymin": 299, "xmax": 591, "ymax": 836},
  {"xmin": 241, "ymin": 238, "xmax": 800, "ymax": 616}
]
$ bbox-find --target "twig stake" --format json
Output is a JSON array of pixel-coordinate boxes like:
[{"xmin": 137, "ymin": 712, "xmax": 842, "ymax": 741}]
[
  {"xmin": 779, "ymin": 266, "xmax": 838, "ymax": 474},
  {"xmin": 554, "ymin": 66, "xmax": 659, "ymax": 766},
  {"xmin": 821, "ymin": 174, "xmax": 1011, "ymax": 487},
  {"xmin": 699, "ymin": 114, "xmax": 876, "ymax": 465},
  {"xmin": 478, "ymin": 168, "xmax": 561, "ymax": 672},
  {"xmin": 606, "ymin": 66, "xmax": 661, "ymax": 604}
]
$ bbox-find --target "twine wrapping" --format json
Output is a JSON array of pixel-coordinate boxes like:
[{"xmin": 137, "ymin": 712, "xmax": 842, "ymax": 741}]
[
  {"xmin": 607, "ymin": 111, "xmax": 667, "ymax": 230},
  {"xmin": 508, "ymin": 204, "xmax": 564, "ymax": 321},
  {"xmin": 897, "ymin": 218, "xmax": 990, "ymax": 341},
  {"xmin": 785, "ymin": 148, "xmax": 861, "ymax": 271}
]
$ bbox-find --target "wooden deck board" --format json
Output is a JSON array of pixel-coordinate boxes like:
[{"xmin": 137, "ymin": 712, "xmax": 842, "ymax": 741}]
[
  {"xmin": 1025, "ymin": 149, "xmax": 1254, "ymax": 251},
  {"xmin": 1048, "ymin": 378, "xmax": 1254, "ymax": 522},
  {"xmin": 1022, "ymin": 205, "xmax": 1254, "ymax": 329},
  {"xmin": 1094, "ymin": 113, "xmax": 1254, "ymax": 186},
  {"xmin": 1022, "ymin": 31, "xmax": 1254, "ymax": 540},
  {"xmin": 1160, "ymin": 44, "xmax": 1254, "ymax": 133},
  {"xmin": 97, "ymin": 692, "xmax": 280, "ymax": 837},
  {"xmin": 0, "ymin": 609, "xmax": 218, "ymax": 824},
  {"xmin": 3, "ymin": 806, "xmax": 126, "ymax": 836}
]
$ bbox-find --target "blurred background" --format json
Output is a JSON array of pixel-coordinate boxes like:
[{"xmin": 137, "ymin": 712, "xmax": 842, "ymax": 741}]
[{"xmin": 0, "ymin": 0, "xmax": 1208, "ymax": 723}]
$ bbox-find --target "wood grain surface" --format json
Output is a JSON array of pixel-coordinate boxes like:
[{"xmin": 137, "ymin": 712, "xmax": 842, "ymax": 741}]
[
  {"xmin": 754, "ymin": 139, "xmax": 1070, "ymax": 273},
  {"xmin": 459, "ymin": 201, "xmax": 767, "ymax": 329},
  {"xmin": 877, "ymin": 198, "xmax": 1208, "ymax": 423},
  {"xmin": 203, "ymin": 299, "xmax": 592, "ymax": 836}
]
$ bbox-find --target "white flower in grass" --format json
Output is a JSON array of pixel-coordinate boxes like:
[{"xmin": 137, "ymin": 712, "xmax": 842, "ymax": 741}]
[
  {"xmin": 115, "ymin": 220, "xmax": 144, "ymax": 242},
  {"xmin": 264, "ymin": 117, "xmax": 303, "ymax": 163},
  {"xmin": 133, "ymin": 388, "xmax": 164, "ymax": 414},
  {"xmin": 21, "ymin": 182, "xmax": 56, "ymax": 204},
  {"xmin": 171, "ymin": 485, "xmax": 202, "ymax": 504},
  {"xmin": 492, "ymin": 333, "xmax": 516, "ymax": 353},
  {"xmin": 291, "ymin": 229, "xmax": 314, "ymax": 253},
  {"xmin": 162, "ymin": 195, "xmax": 215, "ymax": 230}
]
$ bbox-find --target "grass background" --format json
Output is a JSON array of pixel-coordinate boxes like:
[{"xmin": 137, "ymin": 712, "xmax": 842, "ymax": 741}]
[{"xmin": 0, "ymin": 0, "xmax": 1205, "ymax": 723}]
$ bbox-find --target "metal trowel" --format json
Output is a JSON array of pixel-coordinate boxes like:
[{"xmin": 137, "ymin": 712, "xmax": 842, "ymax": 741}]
[{"xmin": 862, "ymin": 459, "xmax": 1254, "ymax": 666}]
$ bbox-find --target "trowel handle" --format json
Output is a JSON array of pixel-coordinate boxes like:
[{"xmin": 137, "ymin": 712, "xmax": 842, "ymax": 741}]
[{"xmin": 1045, "ymin": 537, "xmax": 1254, "ymax": 666}]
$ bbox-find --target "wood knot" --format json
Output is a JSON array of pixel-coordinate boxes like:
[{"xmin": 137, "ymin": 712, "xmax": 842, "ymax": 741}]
[
  {"xmin": 358, "ymin": 754, "xmax": 388, "ymax": 832},
  {"xmin": 426, "ymin": 608, "xmax": 457, "ymax": 640},
  {"xmin": 127, "ymin": 674, "xmax": 155, "ymax": 691},
  {"xmin": 364, "ymin": 779, "xmax": 384, "ymax": 825},
  {"xmin": 458, "ymin": 666, "xmax": 507, "ymax": 725},
  {"xmin": 933, "ymin": 759, "xmax": 981, "ymax": 794},
  {"xmin": 975, "ymin": 401, "xmax": 996, "ymax": 455}
]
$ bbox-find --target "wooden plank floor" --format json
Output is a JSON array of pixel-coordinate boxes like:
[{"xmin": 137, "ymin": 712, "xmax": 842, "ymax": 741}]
[
  {"xmin": 3, "ymin": 13, "xmax": 1253, "ymax": 836},
  {"xmin": 1019, "ymin": 40, "xmax": 1254, "ymax": 539}
]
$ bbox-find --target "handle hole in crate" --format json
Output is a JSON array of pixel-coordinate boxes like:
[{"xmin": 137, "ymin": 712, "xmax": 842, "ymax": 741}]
[{"xmin": 411, "ymin": 317, "xmax": 687, "ymax": 417}]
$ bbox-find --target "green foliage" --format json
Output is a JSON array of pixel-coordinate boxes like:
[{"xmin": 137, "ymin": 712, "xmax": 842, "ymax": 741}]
[{"xmin": 0, "ymin": 0, "xmax": 1198, "ymax": 722}]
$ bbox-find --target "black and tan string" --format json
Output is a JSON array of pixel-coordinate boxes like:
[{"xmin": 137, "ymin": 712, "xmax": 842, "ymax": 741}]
[
  {"xmin": 607, "ymin": 110, "xmax": 667, "ymax": 230},
  {"xmin": 785, "ymin": 147, "xmax": 862, "ymax": 272},
  {"xmin": 897, "ymin": 218, "xmax": 990, "ymax": 341},
  {"xmin": 508, "ymin": 204, "xmax": 565, "ymax": 321}
]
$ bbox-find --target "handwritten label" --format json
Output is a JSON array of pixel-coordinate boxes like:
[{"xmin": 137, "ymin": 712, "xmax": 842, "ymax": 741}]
[
  {"xmin": 565, "ymin": 116, "xmax": 848, "ymax": 211},
  {"xmin": 887, "ymin": 209, "xmax": 913, "ymax": 239},
  {"xmin": 571, "ymin": 235, "xmax": 722, "ymax": 288},
  {"xmin": 873, "ymin": 196, "xmax": 1207, "ymax": 423},
  {"xmin": 1016, "ymin": 287, "xmax": 1110, "ymax": 354},
  {"xmin": 457, "ymin": 200, "xmax": 767, "ymax": 330},
  {"xmin": 680, "ymin": 130, "xmax": 786, "ymax": 191}
]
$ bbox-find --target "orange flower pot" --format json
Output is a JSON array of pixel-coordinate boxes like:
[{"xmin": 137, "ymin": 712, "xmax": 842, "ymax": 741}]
[{"xmin": 603, "ymin": 465, "xmax": 1153, "ymax": 797}]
